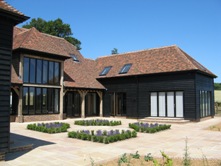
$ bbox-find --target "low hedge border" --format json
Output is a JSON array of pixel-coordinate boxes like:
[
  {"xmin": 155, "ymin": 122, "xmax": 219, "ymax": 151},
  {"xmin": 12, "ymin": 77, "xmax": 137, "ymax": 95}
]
[
  {"xmin": 68, "ymin": 129, "xmax": 137, "ymax": 144},
  {"xmin": 129, "ymin": 122, "xmax": 171, "ymax": 133},
  {"xmin": 27, "ymin": 122, "xmax": 70, "ymax": 134},
  {"xmin": 74, "ymin": 119, "xmax": 121, "ymax": 126}
]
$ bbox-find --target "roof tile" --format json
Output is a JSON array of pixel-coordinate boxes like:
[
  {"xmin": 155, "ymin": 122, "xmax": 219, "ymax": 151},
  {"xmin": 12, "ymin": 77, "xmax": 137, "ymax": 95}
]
[{"xmin": 96, "ymin": 45, "xmax": 216, "ymax": 78}]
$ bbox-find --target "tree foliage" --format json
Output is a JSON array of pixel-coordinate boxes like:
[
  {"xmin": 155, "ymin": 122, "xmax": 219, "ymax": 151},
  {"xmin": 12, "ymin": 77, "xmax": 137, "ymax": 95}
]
[
  {"xmin": 23, "ymin": 18, "xmax": 81, "ymax": 50},
  {"xmin": 214, "ymin": 83, "xmax": 221, "ymax": 90},
  {"xmin": 111, "ymin": 48, "xmax": 118, "ymax": 54}
]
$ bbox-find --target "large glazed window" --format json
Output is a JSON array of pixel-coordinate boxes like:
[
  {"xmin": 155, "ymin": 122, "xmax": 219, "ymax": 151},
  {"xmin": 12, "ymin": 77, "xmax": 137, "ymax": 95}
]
[
  {"xmin": 150, "ymin": 91, "xmax": 184, "ymax": 118},
  {"xmin": 23, "ymin": 57, "xmax": 60, "ymax": 85},
  {"xmin": 200, "ymin": 91, "xmax": 211, "ymax": 118},
  {"xmin": 22, "ymin": 87, "xmax": 60, "ymax": 115}
]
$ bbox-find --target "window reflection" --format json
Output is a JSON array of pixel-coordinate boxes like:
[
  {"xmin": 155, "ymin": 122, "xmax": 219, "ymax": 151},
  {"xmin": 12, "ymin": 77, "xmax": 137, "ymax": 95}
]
[{"xmin": 23, "ymin": 57, "xmax": 60, "ymax": 85}]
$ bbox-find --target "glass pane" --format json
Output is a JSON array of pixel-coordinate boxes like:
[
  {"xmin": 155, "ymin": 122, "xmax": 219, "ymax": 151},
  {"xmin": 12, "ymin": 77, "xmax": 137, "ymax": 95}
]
[
  {"xmin": 74, "ymin": 92, "xmax": 81, "ymax": 116},
  {"xmin": 54, "ymin": 89, "xmax": 59, "ymax": 113},
  {"xmin": 36, "ymin": 59, "xmax": 42, "ymax": 84},
  {"xmin": 30, "ymin": 58, "xmax": 36, "ymax": 83},
  {"xmin": 100, "ymin": 66, "xmax": 112, "ymax": 76},
  {"xmin": 150, "ymin": 92, "xmax": 157, "ymax": 116},
  {"xmin": 23, "ymin": 57, "xmax": 29, "ymax": 83},
  {"xmin": 208, "ymin": 92, "xmax": 211, "ymax": 116},
  {"xmin": 36, "ymin": 88, "xmax": 42, "ymax": 114},
  {"xmin": 49, "ymin": 61, "xmax": 54, "ymax": 84},
  {"xmin": 43, "ymin": 60, "xmax": 48, "ymax": 84},
  {"xmin": 54, "ymin": 62, "xmax": 60, "ymax": 84},
  {"xmin": 22, "ymin": 87, "xmax": 29, "ymax": 114},
  {"xmin": 119, "ymin": 64, "xmax": 132, "ymax": 74},
  {"xmin": 48, "ymin": 88, "xmax": 54, "ymax": 113},
  {"xmin": 42, "ymin": 88, "xmax": 48, "ymax": 114},
  {"xmin": 159, "ymin": 92, "xmax": 166, "ymax": 117},
  {"xmin": 167, "ymin": 92, "xmax": 174, "ymax": 117},
  {"xmin": 29, "ymin": 87, "xmax": 35, "ymax": 115},
  {"xmin": 176, "ymin": 91, "xmax": 184, "ymax": 117}
]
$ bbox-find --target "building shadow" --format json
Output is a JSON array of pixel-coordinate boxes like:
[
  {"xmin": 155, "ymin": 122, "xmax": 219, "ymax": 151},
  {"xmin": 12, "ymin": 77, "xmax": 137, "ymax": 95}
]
[{"xmin": 5, "ymin": 133, "xmax": 55, "ymax": 161}]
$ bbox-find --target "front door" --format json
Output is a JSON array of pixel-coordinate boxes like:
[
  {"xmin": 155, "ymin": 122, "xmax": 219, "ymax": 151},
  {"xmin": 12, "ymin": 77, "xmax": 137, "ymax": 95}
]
[{"xmin": 66, "ymin": 92, "xmax": 81, "ymax": 117}]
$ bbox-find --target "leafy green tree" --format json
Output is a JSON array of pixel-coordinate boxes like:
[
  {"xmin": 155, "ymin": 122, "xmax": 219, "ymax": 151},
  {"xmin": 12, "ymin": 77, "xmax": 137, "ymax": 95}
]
[
  {"xmin": 111, "ymin": 48, "xmax": 118, "ymax": 54},
  {"xmin": 214, "ymin": 83, "xmax": 221, "ymax": 90},
  {"xmin": 23, "ymin": 18, "xmax": 81, "ymax": 50}
]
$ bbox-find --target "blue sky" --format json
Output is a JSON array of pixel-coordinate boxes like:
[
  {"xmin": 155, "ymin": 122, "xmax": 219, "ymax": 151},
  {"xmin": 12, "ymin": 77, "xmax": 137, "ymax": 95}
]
[{"xmin": 8, "ymin": 0, "xmax": 221, "ymax": 82}]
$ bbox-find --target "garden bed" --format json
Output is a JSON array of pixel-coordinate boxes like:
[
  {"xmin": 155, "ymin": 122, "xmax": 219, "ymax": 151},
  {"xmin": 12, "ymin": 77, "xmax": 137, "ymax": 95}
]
[
  {"xmin": 74, "ymin": 119, "xmax": 121, "ymax": 126},
  {"xmin": 129, "ymin": 122, "xmax": 171, "ymax": 133},
  {"xmin": 27, "ymin": 122, "xmax": 70, "ymax": 134},
  {"xmin": 68, "ymin": 129, "xmax": 137, "ymax": 144}
]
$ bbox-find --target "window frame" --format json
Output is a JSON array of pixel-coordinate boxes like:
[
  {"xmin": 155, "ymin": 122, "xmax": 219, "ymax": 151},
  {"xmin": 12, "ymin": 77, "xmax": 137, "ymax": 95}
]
[
  {"xmin": 22, "ymin": 87, "xmax": 60, "ymax": 115},
  {"xmin": 99, "ymin": 66, "xmax": 112, "ymax": 76},
  {"xmin": 70, "ymin": 54, "xmax": 79, "ymax": 62},
  {"xmin": 23, "ymin": 57, "xmax": 60, "ymax": 85},
  {"xmin": 119, "ymin": 63, "xmax": 132, "ymax": 74}
]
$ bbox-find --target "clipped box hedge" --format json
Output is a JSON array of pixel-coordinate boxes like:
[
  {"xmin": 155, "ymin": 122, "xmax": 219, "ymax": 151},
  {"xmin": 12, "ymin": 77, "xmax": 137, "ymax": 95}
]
[
  {"xmin": 74, "ymin": 119, "xmax": 121, "ymax": 126},
  {"xmin": 129, "ymin": 122, "xmax": 171, "ymax": 133},
  {"xmin": 68, "ymin": 129, "xmax": 137, "ymax": 144},
  {"xmin": 27, "ymin": 122, "xmax": 70, "ymax": 134}
]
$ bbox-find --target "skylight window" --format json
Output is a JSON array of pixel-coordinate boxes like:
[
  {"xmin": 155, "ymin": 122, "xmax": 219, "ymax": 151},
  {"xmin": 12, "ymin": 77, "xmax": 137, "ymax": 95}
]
[
  {"xmin": 70, "ymin": 54, "xmax": 79, "ymax": 62},
  {"xmin": 119, "ymin": 64, "xmax": 132, "ymax": 74},
  {"xmin": 100, "ymin": 66, "xmax": 112, "ymax": 76}
]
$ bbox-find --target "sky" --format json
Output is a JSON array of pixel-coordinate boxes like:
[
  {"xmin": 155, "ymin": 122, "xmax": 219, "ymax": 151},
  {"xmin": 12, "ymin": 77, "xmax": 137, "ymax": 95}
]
[{"xmin": 8, "ymin": 0, "xmax": 221, "ymax": 82}]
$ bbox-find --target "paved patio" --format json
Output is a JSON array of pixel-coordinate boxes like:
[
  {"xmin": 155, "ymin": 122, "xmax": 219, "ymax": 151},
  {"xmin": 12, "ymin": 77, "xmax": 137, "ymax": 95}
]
[{"xmin": 0, "ymin": 117, "xmax": 221, "ymax": 166}]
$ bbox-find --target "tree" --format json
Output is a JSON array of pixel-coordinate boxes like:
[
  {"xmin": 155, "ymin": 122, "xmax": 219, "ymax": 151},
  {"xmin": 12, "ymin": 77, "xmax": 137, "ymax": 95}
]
[
  {"xmin": 111, "ymin": 48, "xmax": 118, "ymax": 54},
  {"xmin": 214, "ymin": 83, "xmax": 221, "ymax": 90},
  {"xmin": 23, "ymin": 18, "xmax": 81, "ymax": 50}
]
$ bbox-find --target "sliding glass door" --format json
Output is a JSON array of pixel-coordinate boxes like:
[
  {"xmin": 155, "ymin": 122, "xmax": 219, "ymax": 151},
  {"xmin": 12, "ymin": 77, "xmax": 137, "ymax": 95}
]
[{"xmin": 150, "ymin": 91, "xmax": 184, "ymax": 118}]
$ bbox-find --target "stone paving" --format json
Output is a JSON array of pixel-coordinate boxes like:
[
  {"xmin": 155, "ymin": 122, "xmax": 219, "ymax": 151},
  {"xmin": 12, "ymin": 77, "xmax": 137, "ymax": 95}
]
[{"xmin": 0, "ymin": 117, "xmax": 221, "ymax": 166}]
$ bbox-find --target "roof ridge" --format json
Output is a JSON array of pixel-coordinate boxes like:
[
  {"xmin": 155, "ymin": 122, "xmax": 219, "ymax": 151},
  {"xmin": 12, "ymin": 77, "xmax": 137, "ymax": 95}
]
[
  {"xmin": 16, "ymin": 28, "xmax": 33, "ymax": 48},
  {"xmin": 96, "ymin": 45, "xmax": 177, "ymax": 59}
]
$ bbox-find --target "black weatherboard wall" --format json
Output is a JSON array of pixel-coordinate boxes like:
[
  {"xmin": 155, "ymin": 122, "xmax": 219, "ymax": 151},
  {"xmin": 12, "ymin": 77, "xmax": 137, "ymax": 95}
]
[
  {"xmin": 99, "ymin": 71, "xmax": 214, "ymax": 121},
  {"xmin": 0, "ymin": 4, "xmax": 28, "ymax": 152}
]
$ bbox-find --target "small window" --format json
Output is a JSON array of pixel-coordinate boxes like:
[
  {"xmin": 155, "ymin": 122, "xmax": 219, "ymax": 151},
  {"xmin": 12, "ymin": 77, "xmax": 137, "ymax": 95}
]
[
  {"xmin": 119, "ymin": 64, "xmax": 132, "ymax": 74},
  {"xmin": 100, "ymin": 66, "xmax": 112, "ymax": 76},
  {"xmin": 70, "ymin": 54, "xmax": 79, "ymax": 62}
]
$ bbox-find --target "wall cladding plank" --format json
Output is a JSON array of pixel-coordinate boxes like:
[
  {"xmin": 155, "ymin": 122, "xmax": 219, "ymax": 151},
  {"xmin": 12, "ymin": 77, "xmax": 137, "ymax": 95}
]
[
  {"xmin": 0, "ymin": 19, "xmax": 13, "ymax": 152},
  {"xmin": 99, "ymin": 72, "xmax": 199, "ymax": 120}
]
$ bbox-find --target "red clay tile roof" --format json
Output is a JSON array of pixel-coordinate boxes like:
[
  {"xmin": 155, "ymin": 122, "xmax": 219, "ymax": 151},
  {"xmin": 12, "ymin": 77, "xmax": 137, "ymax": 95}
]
[
  {"xmin": 12, "ymin": 27, "xmax": 104, "ymax": 89},
  {"xmin": 11, "ymin": 65, "xmax": 22, "ymax": 84},
  {"xmin": 0, "ymin": 0, "xmax": 25, "ymax": 16},
  {"xmin": 96, "ymin": 45, "xmax": 216, "ymax": 78},
  {"xmin": 0, "ymin": 0, "xmax": 29, "ymax": 22},
  {"xmin": 13, "ymin": 27, "xmax": 77, "ymax": 58},
  {"xmin": 64, "ymin": 56, "xmax": 105, "ymax": 89}
]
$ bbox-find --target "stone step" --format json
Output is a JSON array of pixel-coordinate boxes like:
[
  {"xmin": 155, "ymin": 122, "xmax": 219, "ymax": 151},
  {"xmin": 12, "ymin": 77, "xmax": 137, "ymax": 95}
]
[
  {"xmin": 9, "ymin": 140, "xmax": 33, "ymax": 153},
  {"xmin": 9, "ymin": 144, "xmax": 33, "ymax": 153},
  {"xmin": 139, "ymin": 117, "xmax": 190, "ymax": 124}
]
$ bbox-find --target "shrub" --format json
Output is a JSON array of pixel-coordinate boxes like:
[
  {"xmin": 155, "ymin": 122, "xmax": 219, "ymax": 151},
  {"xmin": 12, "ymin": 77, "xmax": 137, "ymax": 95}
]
[
  {"xmin": 27, "ymin": 122, "xmax": 70, "ymax": 134},
  {"xmin": 129, "ymin": 122, "xmax": 171, "ymax": 133},
  {"xmin": 74, "ymin": 119, "xmax": 121, "ymax": 126},
  {"xmin": 68, "ymin": 129, "xmax": 136, "ymax": 144}
]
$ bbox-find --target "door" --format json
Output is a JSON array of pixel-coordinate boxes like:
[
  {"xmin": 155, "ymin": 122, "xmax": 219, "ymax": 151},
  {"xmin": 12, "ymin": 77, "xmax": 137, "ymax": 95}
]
[
  {"xmin": 110, "ymin": 92, "xmax": 126, "ymax": 116},
  {"xmin": 150, "ymin": 91, "xmax": 184, "ymax": 118},
  {"xmin": 176, "ymin": 91, "xmax": 184, "ymax": 117},
  {"xmin": 66, "ymin": 92, "xmax": 80, "ymax": 117},
  {"xmin": 167, "ymin": 92, "xmax": 174, "ymax": 117}
]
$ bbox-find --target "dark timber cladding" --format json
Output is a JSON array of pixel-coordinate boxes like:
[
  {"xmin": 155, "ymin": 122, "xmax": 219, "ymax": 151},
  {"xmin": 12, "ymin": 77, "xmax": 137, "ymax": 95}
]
[
  {"xmin": 0, "ymin": 1, "xmax": 29, "ymax": 153},
  {"xmin": 100, "ymin": 71, "xmax": 198, "ymax": 120}
]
